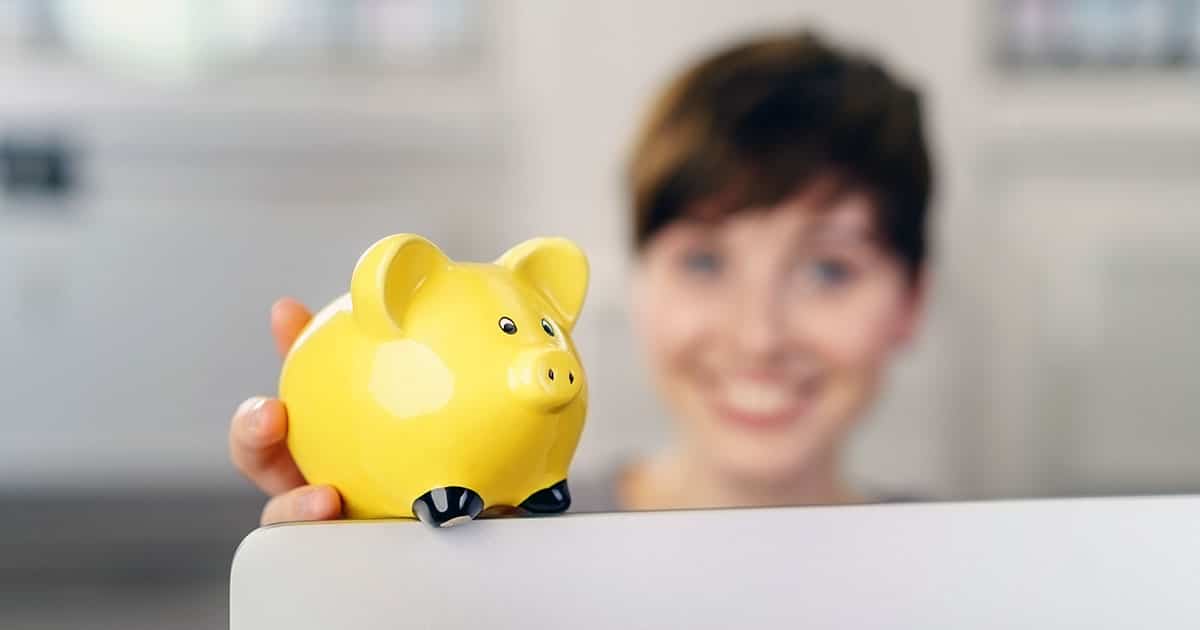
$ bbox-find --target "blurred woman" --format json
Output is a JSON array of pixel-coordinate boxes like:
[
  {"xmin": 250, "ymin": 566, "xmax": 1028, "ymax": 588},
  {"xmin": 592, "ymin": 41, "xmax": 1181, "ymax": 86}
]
[{"xmin": 229, "ymin": 30, "xmax": 934, "ymax": 524}]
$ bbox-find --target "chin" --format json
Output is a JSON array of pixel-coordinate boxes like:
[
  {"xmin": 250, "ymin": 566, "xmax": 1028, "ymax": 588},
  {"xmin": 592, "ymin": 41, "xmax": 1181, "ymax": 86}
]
[{"xmin": 704, "ymin": 427, "xmax": 834, "ymax": 485}]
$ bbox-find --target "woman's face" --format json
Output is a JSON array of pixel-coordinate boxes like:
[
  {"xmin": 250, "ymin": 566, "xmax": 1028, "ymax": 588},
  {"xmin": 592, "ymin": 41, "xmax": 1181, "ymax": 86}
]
[{"xmin": 631, "ymin": 187, "xmax": 923, "ymax": 483}]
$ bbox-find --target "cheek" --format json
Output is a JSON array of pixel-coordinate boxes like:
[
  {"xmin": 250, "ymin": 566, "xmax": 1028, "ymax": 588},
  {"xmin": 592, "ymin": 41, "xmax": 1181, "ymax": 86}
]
[
  {"xmin": 790, "ymin": 284, "xmax": 908, "ymax": 373},
  {"xmin": 633, "ymin": 268, "xmax": 722, "ymax": 371},
  {"xmin": 638, "ymin": 285, "xmax": 716, "ymax": 367}
]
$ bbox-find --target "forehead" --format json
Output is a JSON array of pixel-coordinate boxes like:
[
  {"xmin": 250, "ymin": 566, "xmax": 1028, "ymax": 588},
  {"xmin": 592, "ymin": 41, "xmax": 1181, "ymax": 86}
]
[{"xmin": 672, "ymin": 190, "xmax": 881, "ymax": 244}]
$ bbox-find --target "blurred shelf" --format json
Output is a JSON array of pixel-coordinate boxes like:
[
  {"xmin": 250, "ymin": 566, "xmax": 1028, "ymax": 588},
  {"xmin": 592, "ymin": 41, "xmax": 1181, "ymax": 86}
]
[
  {"xmin": 978, "ymin": 128, "xmax": 1200, "ymax": 177},
  {"xmin": 0, "ymin": 60, "xmax": 506, "ymax": 115},
  {"xmin": 49, "ymin": 110, "xmax": 510, "ymax": 162},
  {"xmin": 0, "ymin": 0, "xmax": 491, "ymax": 79},
  {"xmin": 981, "ymin": 77, "xmax": 1200, "ymax": 140},
  {"xmin": 0, "ymin": 0, "xmax": 505, "ymax": 161}
]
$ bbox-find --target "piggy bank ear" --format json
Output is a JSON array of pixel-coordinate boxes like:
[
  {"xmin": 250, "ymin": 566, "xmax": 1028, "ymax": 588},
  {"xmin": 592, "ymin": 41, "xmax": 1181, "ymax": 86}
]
[
  {"xmin": 351, "ymin": 234, "xmax": 450, "ymax": 337},
  {"xmin": 496, "ymin": 237, "xmax": 589, "ymax": 331}
]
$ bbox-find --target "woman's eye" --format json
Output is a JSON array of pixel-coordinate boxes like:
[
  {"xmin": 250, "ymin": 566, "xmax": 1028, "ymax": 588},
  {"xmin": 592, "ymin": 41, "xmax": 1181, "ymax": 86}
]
[
  {"xmin": 541, "ymin": 318, "xmax": 555, "ymax": 337},
  {"xmin": 807, "ymin": 258, "xmax": 854, "ymax": 288},
  {"xmin": 681, "ymin": 250, "xmax": 723, "ymax": 275},
  {"xmin": 498, "ymin": 316, "xmax": 518, "ymax": 334}
]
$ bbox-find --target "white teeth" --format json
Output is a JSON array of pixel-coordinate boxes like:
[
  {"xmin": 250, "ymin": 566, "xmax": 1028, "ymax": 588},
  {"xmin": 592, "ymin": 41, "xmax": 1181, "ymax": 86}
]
[{"xmin": 722, "ymin": 382, "xmax": 798, "ymax": 414}]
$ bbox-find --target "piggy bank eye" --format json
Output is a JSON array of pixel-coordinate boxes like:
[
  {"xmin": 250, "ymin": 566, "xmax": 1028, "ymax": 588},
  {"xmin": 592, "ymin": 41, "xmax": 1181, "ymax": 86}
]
[
  {"xmin": 498, "ymin": 316, "xmax": 518, "ymax": 335},
  {"xmin": 540, "ymin": 318, "xmax": 556, "ymax": 337}
]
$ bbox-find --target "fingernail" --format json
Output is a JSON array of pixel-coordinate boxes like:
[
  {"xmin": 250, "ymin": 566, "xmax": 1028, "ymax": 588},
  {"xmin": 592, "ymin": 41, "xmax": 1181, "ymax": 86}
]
[{"xmin": 243, "ymin": 397, "xmax": 268, "ymax": 435}]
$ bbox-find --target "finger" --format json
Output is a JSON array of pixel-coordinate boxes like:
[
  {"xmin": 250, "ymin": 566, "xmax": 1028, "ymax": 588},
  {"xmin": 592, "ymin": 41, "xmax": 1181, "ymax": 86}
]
[
  {"xmin": 270, "ymin": 297, "xmax": 313, "ymax": 357},
  {"xmin": 229, "ymin": 397, "xmax": 307, "ymax": 496},
  {"xmin": 260, "ymin": 484, "xmax": 343, "ymax": 526}
]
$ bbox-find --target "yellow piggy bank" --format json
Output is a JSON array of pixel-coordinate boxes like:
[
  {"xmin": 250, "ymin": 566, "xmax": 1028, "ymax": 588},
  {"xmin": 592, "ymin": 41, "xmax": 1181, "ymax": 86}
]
[{"xmin": 279, "ymin": 234, "xmax": 588, "ymax": 527}]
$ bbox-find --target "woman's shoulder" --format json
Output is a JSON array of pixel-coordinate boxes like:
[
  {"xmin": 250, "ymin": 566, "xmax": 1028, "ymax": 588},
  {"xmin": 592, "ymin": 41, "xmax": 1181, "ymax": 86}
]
[
  {"xmin": 858, "ymin": 484, "xmax": 936, "ymax": 504},
  {"xmin": 565, "ymin": 462, "xmax": 933, "ymax": 513},
  {"xmin": 566, "ymin": 473, "xmax": 623, "ymax": 514}
]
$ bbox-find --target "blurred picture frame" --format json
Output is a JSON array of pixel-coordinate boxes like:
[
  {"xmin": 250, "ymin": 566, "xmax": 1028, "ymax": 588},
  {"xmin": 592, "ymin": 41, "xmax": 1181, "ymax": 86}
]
[{"xmin": 992, "ymin": 0, "xmax": 1200, "ymax": 72}]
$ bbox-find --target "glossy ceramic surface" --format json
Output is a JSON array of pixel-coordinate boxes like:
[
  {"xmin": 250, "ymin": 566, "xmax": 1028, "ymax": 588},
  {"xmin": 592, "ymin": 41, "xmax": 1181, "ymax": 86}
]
[{"xmin": 279, "ymin": 234, "xmax": 589, "ymax": 520}]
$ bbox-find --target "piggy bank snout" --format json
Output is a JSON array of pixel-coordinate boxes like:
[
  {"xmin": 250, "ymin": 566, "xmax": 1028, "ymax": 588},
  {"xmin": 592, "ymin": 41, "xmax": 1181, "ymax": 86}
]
[{"xmin": 510, "ymin": 349, "xmax": 583, "ymax": 410}]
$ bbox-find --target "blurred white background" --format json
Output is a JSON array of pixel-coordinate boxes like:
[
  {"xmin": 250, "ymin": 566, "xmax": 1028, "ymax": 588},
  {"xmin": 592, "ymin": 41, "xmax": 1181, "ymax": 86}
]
[{"xmin": 1, "ymin": 1, "xmax": 1198, "ymax": 628}]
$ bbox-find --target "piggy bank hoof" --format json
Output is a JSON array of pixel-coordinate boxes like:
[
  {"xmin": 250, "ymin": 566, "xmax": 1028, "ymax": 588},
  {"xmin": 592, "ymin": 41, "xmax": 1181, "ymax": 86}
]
[
  {"xmin": 520, "ymin": 480, "xmax": 571, "ymax": 514},
  {"xmin": 412, "ymin": 487, "xmax": 485, "ymax": 528}
]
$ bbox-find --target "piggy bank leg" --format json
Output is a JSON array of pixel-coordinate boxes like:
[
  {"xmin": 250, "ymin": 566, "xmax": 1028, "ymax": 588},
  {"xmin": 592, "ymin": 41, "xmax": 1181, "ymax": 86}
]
[
  {"xmin": 519, "ymin": 480, "xmax": 571, "ymax": 514},
  {"xmin": 412, "ymin": 487, "xmax": 485, "ymax": 528}
]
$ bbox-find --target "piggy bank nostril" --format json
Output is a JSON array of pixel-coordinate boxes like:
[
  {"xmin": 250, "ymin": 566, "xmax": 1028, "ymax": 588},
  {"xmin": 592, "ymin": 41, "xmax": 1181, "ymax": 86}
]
[
  {"xmin": 568, "ymin": 372, "xmax": 574, "ymax": 384},
  {"xmin": 548, "ymin": 369, "xmax": 555, "ymax": 381}
]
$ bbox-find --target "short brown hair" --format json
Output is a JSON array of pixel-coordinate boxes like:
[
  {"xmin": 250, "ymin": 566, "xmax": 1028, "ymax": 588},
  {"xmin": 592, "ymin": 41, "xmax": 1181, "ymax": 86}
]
[{"xmin": 627, "ymin": 30, "xmax": 933, "ymax": 276}]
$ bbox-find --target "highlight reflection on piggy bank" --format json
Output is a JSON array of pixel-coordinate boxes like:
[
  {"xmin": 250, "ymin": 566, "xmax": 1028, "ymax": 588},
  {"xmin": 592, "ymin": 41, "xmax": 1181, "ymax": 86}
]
[{"xmin": 280, "ymin": 234, "xmax": 588, "ymax": 527}]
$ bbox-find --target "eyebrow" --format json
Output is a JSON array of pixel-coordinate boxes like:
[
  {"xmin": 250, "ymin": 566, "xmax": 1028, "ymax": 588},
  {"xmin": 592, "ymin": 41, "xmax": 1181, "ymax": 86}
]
[
  {"xmin": 673, "ymin": 210, "xmax": 882, "ymax": 250},
  {"xmin": 799, "ymin": 223, "xmax": 881, "ymax": 247}
]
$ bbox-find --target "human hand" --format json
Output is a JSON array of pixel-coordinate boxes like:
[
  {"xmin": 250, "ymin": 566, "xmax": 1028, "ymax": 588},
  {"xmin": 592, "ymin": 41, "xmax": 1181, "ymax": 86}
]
[{"xmin": 229, "ymin": 298, "xmax": 343, "ymax": 525}]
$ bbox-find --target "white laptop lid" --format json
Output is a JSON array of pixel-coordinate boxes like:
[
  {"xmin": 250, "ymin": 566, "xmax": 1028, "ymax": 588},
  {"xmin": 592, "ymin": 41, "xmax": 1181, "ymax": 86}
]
[{"xmin": 230, "ymin": 496, "xmax": 1200, "ymax": 629}]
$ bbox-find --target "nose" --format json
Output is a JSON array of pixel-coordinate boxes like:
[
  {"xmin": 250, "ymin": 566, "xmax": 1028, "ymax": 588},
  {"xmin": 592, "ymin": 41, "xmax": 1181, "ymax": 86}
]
[
  {"xmin": 509, "ymin": 349, "xmax": 584, "ymax": 411},
  {"xmin": 732, "ymin": 281, "xmax": 786, "ymax": 362}
]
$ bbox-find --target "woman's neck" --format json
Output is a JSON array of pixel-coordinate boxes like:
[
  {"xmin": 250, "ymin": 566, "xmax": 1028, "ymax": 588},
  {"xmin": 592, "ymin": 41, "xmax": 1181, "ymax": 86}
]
[{"xmin": 620, "ymin": 446, "xmax": 861, "ymax": 511}]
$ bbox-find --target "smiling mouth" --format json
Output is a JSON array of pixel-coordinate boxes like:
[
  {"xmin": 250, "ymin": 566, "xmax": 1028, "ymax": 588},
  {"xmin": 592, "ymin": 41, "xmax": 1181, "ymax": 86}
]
[{"xmin": 711, "ymin": 379, "xmax": 817, "ymax": 430}]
